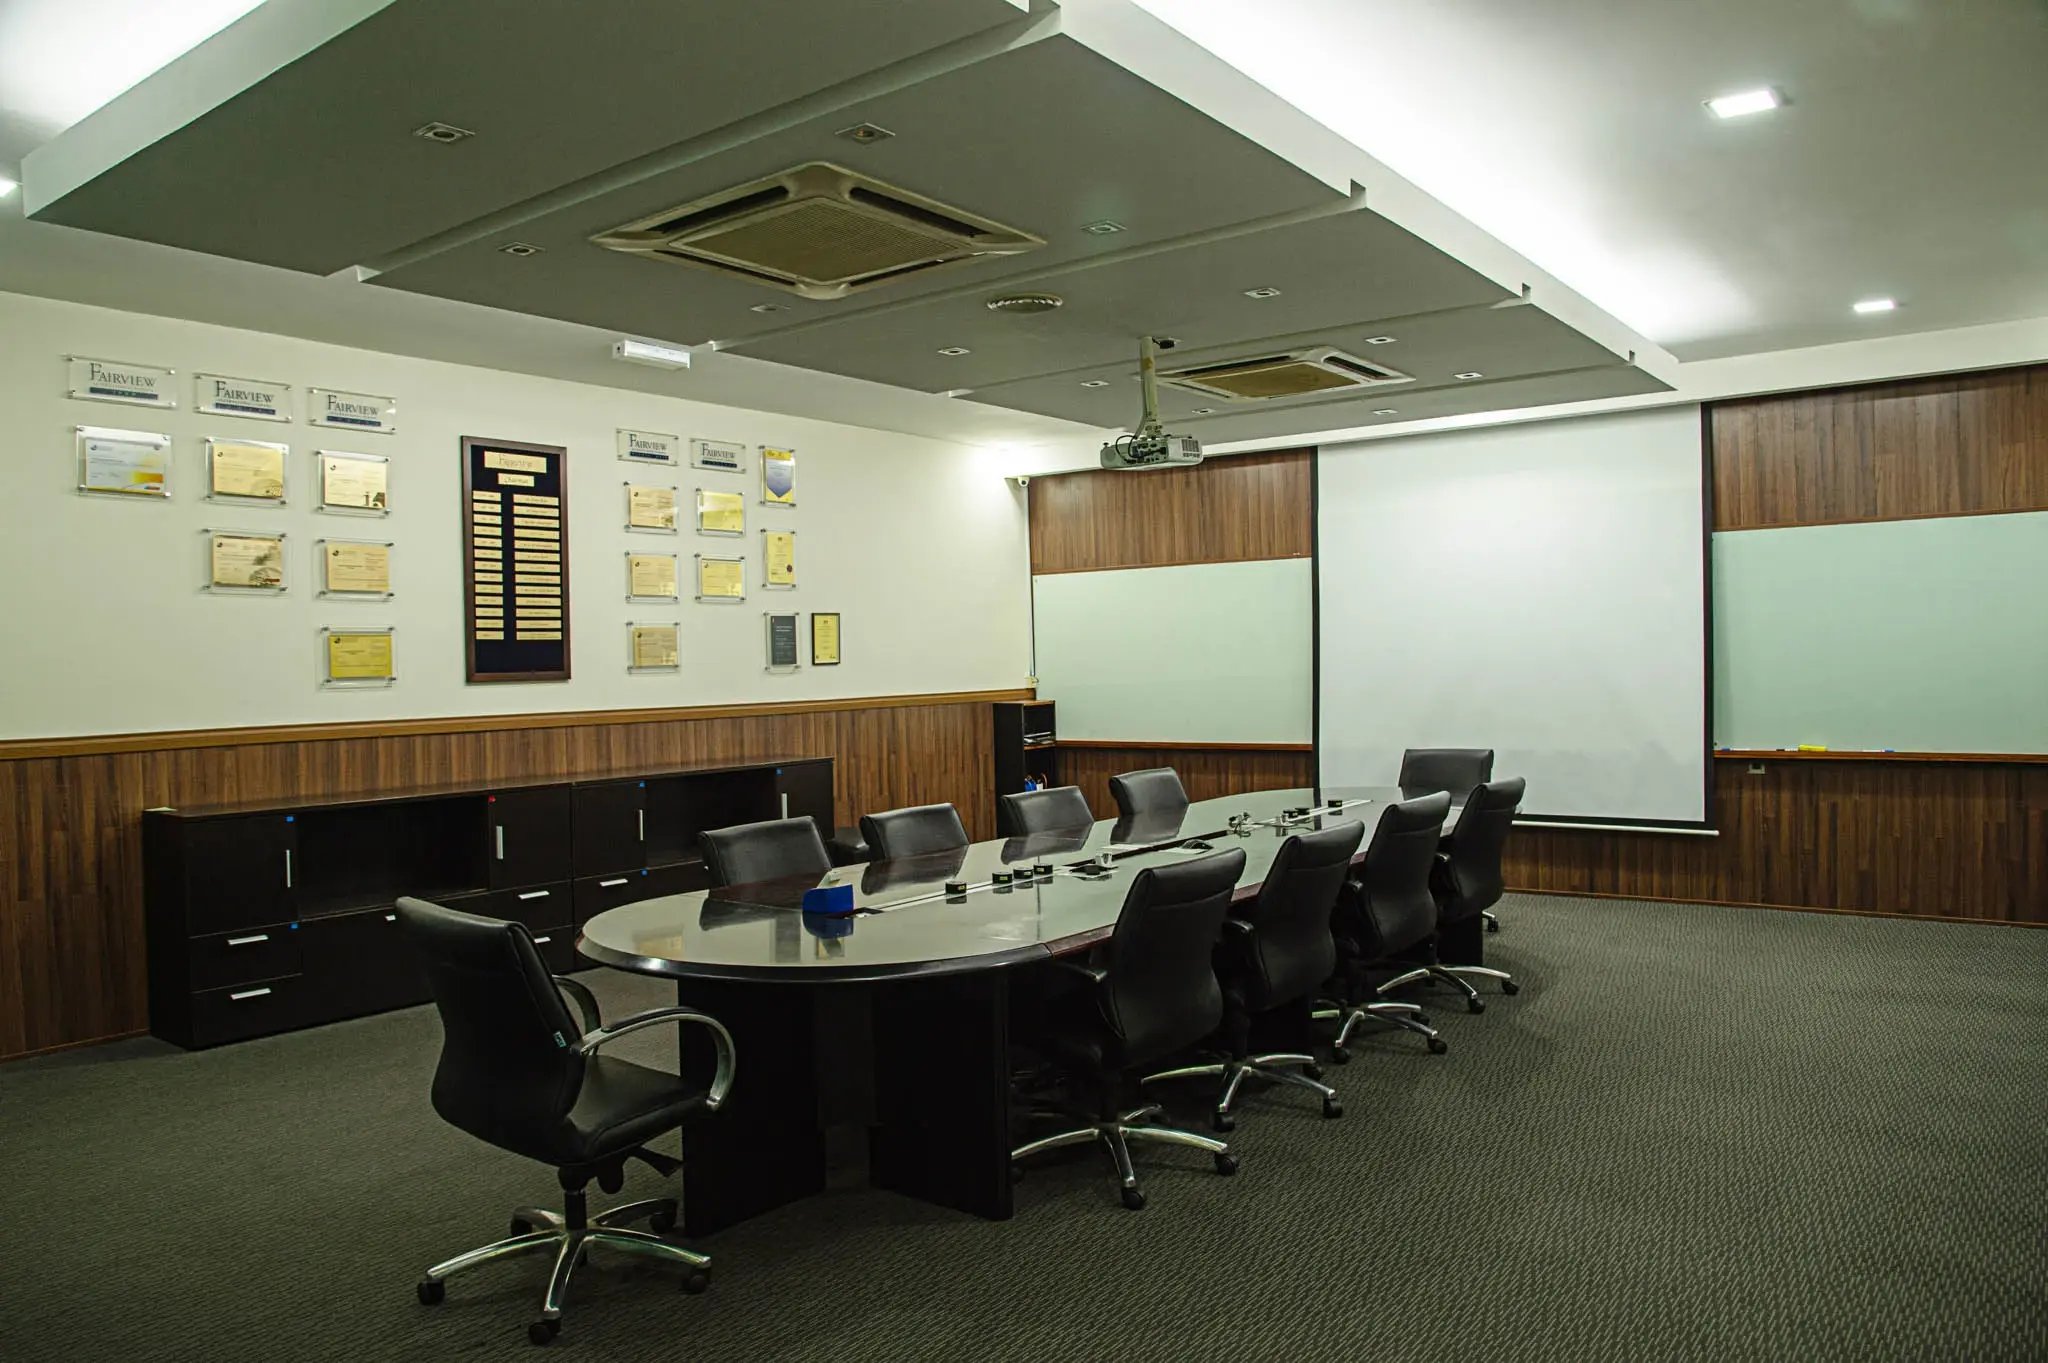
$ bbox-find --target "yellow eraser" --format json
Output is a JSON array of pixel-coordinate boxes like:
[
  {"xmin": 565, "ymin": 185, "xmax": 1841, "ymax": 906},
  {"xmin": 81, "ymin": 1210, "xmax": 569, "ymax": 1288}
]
[{"xmin": 1796, "ymin": 744, "xmax": 1828, "ymax": 753}]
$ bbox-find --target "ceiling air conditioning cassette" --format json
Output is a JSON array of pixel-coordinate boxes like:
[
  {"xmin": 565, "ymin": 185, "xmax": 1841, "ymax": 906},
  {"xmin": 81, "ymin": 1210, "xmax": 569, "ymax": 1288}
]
[
  {"xmin": 1160, "ymin": 348, "xmax": 1414, "ymax": 401},
  {"xmin": 590, "ymin": 162, "xmax": 1043, "ymax": 300}
]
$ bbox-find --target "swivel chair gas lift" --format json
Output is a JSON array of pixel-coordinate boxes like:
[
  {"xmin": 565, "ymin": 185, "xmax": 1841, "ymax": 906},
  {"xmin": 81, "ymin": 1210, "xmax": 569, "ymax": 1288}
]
[
  {"xmin": 397, "ymin": 898, "xmax": 735, "ymax": 1346},
  {"xmin": 1397, "ymin": 747, "xmax": 1502, "ymax": 932},
  {"xmin": 1145, "ymin": 821, "xmax": 1363, "ymax": 1131},
  {"xmin": 1012, "ymin": 850, "xmax": 1247, "ymax": 1210},
  {"xmin": 1329, "ymin": 794, "xmax": 1455, "ymax": 1060}
]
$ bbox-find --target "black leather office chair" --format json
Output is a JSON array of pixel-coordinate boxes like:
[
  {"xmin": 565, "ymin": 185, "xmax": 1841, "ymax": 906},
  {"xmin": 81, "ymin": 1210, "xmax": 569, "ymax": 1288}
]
[
  {"xmin": 859, "ymin": 802, "xmax": 970, "ymax": 860},
  {"xmin": 1107, "ymin": 767, "xmax": 1190, "ymax": 820},
  {"xmin": 1397, "ymin": 749, "xmax": 1503, "ymax": 932},
  {"xmin": 1329, "ymin": 794, "xmax": 1453, "ymax": 1059},
  {"xmin": 397, "ymin": 898, "xmax": 735, "ymax": 1346},
  {"xmin": 997, "ymin": 785, "xmax": 1095, "ymax": 837},
  {"xmin": 1403, "ymin": 776, "xmax": 1526, "ymax": 1004},
  {"xmin": 699, "ymin": 816, "xmax": 831, "ymax": 887},
  {"xmin": 1011, "ymin": 850, "xmax": 1246, "ymax": 1210},
  {"xmin": 1143, "ymin": 820, "xmax": 1364, "ymax": 1130}
]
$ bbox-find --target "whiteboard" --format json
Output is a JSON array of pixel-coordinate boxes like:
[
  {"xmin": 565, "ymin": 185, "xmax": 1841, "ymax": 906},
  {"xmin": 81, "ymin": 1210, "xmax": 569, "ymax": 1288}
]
[
  {"xmin": 1032, "ymin": 559, "xmax": 1312, "ymax": 743},
  {"xmin": 1713, "ymin": 511, "xmax": 2048, "ymax": 753}
]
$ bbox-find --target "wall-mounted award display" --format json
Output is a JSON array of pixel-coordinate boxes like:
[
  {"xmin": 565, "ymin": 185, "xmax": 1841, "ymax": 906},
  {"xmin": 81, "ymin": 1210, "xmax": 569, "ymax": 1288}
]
[
  {"xmin": 321, "ymin": 627, "xmax": 396, "ymax": 688},
  {"xmin": 695, "ymin": 554, "xmax": 745, "ymax": 603},
  {"xmin": 811, "ymin": 612, "xmax": 841, "ymax": 666},
  {"xmin": 205, "ymin": 437, "xmax": 289, "ymax": 504},
  {"xmin": 626, "ymin": 482, "xmax": 678, "ymax": 533},
  {"xmin": 204, "ymin": 529, "xmax": 287, "ymax": 593},
  {"xmin": 317, "ymin": 539, "xmax": 393, "ymax": 598},
  {"xmin": 765, "ymin": 611, "xmax": 801, "ymax": 672},
  {"xmin": 76, "ymin": 426, "xmax": 172, "ymax": 498},
  {"xmin": 691, "ymin": 437, "xmax": 745, "ymax": 473},
  {"xmin": 462, "ymin": 436, "xmax": 569, "ymax": 681},
  {"xmin": 196, "ymin": 373, "xmax": 290, "ymax": 422},
  {"xmin": 760, "ymin": 446, "xmax": 796, "ymax": 507},
  {"xmin": 68, "ymin": 356, "xmax": 176, "ymax": 408},
  {"xmin": 310, "ymin": 387, "xmax": 397, "ymax": 435},
  {"xmin": 626, "ymin": 551, "xmax": 679, "ymax": 602},
  {"xmin": 618, "ymin": 428, "xmax": 680, "ymax": 466},
  {"xmin": 696, "ymin": 488, "xmax": 744, "ymax": 536},
  {"xmin": 317, "ymin": 450, "xmax": 389, "ymax": 515},
  {"xmin": 763, "ymin": 528, "xmax": 796, "ymax": 588},
  {"xmin": 628, "ymin": 622, "xmax": 680, "ymax": 673}
]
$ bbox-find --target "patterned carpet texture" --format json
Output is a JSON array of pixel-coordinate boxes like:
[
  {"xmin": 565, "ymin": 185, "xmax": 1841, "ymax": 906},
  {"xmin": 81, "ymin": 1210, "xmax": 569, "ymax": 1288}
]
[{"xmin": 5, "ymin": 894, "xmax": 2044, "ymax": 1362}]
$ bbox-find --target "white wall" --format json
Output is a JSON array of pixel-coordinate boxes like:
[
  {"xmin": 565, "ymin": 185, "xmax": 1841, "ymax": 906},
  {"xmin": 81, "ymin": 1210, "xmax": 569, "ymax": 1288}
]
[{"xmin": 0, "ymin": 291, "xmax": 1032, "ymax": 740}]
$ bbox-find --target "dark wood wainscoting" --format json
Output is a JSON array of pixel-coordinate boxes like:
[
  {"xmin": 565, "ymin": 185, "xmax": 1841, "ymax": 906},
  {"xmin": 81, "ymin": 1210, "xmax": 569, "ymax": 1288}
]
[
  {"xmin": 1056, "ymin": 742, "xmax": 1316, "ymax": 818},
  {"xmin": 0, "ymin": 691, "xmax": 1024, "ymax": 1059}
]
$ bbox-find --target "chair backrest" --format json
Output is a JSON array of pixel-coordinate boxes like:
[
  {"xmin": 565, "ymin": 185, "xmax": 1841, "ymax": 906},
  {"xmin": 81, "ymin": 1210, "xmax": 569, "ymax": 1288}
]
[
  {"xmin": 860, "ymin": 803, "xmax": 970, "ymax": 860},
  {"xmin": 1107, "ymin": 767, "xmax": 1189, "ymax": 820},
  {"xmin": 1100, "ymin": 848, "xmax": 1246, "ymax": 1064},
  {"xmin": 1398, "ymin": 748, "xmax": 1495, "ymax": 794},
  {"xmin": 699, "ymin": 816, "xmax": 831, "ymax": 888},
  {"xmin": 1242, "ymin": 819, "xmax": 1366, "ymax": 1005},
  {"xmin": 1351, "ymin": 792, "xmax": 1452, "ymax": 955},
  {"xmin": 396, "ymin": 897, "xmax": 586, "ymax": 1152},
  {"xmin": 997, "ymin": 785, "xmax": 1094, "ymax": 837},
  {"xmin": 1437, "ymin": 777, "xmax": 1525, "ymax": 919}
]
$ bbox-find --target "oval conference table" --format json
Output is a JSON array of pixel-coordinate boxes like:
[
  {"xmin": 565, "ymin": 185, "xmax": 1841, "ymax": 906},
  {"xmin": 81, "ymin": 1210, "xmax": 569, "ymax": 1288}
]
[{"xmin": 579, "ymin": 786, "xmax": 1463, "ymax": 1234}]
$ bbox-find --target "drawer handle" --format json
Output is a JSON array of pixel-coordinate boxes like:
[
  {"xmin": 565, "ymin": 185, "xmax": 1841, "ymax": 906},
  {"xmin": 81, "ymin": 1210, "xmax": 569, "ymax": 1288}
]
[
  {"xmin": 283, "ymin": 848, "xmax": 293, "ymax": 889},
  {"xmin": 384, "ymin": 913, "xmax": 397, "ymax": 922},
  {"xmin": 638, "ymin": 810, "xmax": 645, "ymax": 842},
  {"xmin": 495, "ymin": 825, "xmax": 506, "ymax": 860},
  {"xmin": 229, "ymin": 987, "xmax": 273, "ymax": 1002},
  {"xmin": 517, "ymin": 889, "xmax": 550, "ymax": 901},
  {"xmin": 599, "ymin": 877, "xmax": 629, "ymax": 888},
  {"xmin": 532, "ymin": 935, "xmax": 552, "ymax": 945},
  {"xmin": 226, "ymin": 934, "xmax": 270, "ymax": 946}
]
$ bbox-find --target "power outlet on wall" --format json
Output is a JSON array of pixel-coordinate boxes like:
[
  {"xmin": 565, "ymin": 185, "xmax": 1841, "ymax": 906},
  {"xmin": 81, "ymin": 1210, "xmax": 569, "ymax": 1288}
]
[{"xmin": 1748, "ymin": 762, "xmax": 1767, "ymax": 775}]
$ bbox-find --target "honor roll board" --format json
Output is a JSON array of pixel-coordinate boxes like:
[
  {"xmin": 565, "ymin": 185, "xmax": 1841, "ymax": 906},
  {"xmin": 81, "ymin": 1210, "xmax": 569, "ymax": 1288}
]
[{"xmin": 462, "ymin": 436, "xmax": 570, "ymax": 682}]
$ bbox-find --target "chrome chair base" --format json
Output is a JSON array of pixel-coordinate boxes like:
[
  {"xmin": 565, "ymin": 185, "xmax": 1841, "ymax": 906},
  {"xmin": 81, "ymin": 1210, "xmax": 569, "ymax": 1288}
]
[
  {"xmin": 417, "ymin": 1197, "xmax": 709, "ymax": 1344},
  {"xmin": 1381, "ymin": 961, "xmax": 1521, "ymax": 1015},
  {"xmin": 1011, "ymin": 1104, "xmax": 1237, "ymax": 1210},
  {"xmin": 1141, "ymin": 1053, "xmax": 1341, "ymax": 1130},
  {"xmin": 1332, "ymin": 999, "xmax": 1446, "ymax": 1058}
]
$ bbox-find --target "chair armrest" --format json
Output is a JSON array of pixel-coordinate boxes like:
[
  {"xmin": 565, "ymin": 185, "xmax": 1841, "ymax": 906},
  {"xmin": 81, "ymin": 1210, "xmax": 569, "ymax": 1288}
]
[
  {"xmin": 551, "ymin": 975, "xmax": 602, "ymax": 1033},
  {"xmin": 1050, "ymin": 958, "xmax": 1109, "ymax": 987},
  {"xmin": 577, "ymin": 1009, "xmax": 737, "ymax": 1111},
  {"xmin": 1221, "ymin": 918, "xmax": 1255, "ymax": 937}
]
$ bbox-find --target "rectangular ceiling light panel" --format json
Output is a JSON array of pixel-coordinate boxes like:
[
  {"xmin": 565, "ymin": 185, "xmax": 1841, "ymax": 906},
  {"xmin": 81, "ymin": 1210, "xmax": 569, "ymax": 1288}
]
[
  {"xmin": 591, "ymin": 161, "xmax": 1042, "ymax": 299},
  {"xmin": 1160, "ymin": 348, "xmax": 1413, "ymax": 401}
]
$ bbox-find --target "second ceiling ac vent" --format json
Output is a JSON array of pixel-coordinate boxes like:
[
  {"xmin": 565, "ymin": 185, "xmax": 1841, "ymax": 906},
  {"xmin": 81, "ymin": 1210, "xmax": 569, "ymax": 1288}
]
[
  {"xmin": 590, "ymin": 162, "xmax": 1043, "ymax": 300},
  {"xmin": 1160, "ymin": 348, "xmax": 1413, "ymax": 401}
]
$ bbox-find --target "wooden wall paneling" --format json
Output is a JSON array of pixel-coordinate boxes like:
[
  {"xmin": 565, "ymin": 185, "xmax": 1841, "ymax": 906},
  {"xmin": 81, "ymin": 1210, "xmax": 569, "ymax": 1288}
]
[
  {"xmin": 1027, "ymin": 448, "xmax": 1314, "ymax": 574},
  {"xmin": 1055, "ymin": 744, "xmax": 1316, "ymax": 820}
]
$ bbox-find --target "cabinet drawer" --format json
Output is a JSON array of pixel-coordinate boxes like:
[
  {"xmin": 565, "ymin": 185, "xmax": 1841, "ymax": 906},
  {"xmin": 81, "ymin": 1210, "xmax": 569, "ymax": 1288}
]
[
  {"xmin": 189, "ymin": 976, "xmax": 309, "ymax": 1048},
  {"xmin": 188, "ymin": 924, "xmax": 302, "ymax": 992},
  {"xmin": 299, "ymin": 908, "xmax": 431, "ymax": 1019},
  {"xmin": 573, "ymin": 862, "xmax": 710, "ymax": 927},
  {"xmin": 468, "ymin": 882, "xmax": 573, "ymax": 931},
  {"xmin": 528, "ymin": 927, "xmax": 576, "ymax": 974}
]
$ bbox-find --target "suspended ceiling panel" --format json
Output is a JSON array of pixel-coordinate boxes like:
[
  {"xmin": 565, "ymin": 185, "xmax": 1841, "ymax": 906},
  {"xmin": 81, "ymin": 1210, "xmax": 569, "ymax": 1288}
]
[
  {"xmin": 365, "ymin": 36, "xmax": 1343, "ymax": 343},
  {"xmin": 722, "ymin": 205, "xmax": 1516, "ymax": 394},
  {"xmin": 26, "ymin": 0, "xmax": 1033, "ymax": 274}
]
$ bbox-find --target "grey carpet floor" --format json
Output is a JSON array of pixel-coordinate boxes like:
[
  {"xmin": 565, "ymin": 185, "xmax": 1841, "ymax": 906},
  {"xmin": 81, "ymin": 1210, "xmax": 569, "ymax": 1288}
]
[{"xmin": 4, "ymin": 895, "xmax": 2044, "ymax": 1362}]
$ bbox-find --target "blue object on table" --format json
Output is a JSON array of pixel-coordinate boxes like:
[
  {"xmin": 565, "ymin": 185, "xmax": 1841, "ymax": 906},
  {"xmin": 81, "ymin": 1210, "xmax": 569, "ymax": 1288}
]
[
  {"xmin": 801, "ymin": 880, "xmax": 855, "ymax": 916},
  {"xmin": 801, "ymin": 910, "xmax": 855, "ymax": 940}
]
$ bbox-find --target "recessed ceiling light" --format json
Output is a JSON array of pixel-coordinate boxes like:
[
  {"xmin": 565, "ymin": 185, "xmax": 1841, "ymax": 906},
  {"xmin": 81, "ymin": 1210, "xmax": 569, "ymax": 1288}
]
[
  {"xmin": 0, "ymin": 176, "xmax": 16, "ymax": 198},
  {"xmin": 1453, "ymin": 371, "xmax": 1484, "ymax": 380},
  {"xmin": 1080, "ymin": 379, "xmax": 1110, "ymax": 388},
  {"xmin": 749, "ymin": 303, "xmax": 786, "ymax": 314},
  {"xmin": 1852, "ymin": 297, "xmax": 1897, "ymax": 314},
  {"xmin": 1192, "ymin": 408, "xmax": 1215, "ymax": 415},
  {"xmin": 1373, "ymin": 408, "xmax": 1399, "ymax": 416},
  {"xmin": 986, "ymin": 292, "xmax": 1064, "ymax": 314},
  {"xmin": 1363, "ymin": 335, "xmax": 1396, "ymax": 345},
  {"xmin": 835, "ymin": 122, "xmax": 894, "ymax": 145},
  {"xmin": 1706, "ymin": 88, "xmax": 1781, "ymax": 119},
  {"xmin": 411, "ymin": 120, "xmax": 475, "ymax": 144},
  {"xmin": 1242, "ymin": 287, "xmax": 1282, "ymax": 299},
  {"xmin": 1081, "ymin": 220, "xmax": 1126, "ymax": 235},
  {"xmin": 497, "ymin": 241, "xmax": 543, "ymax": 258},
  {"xmin": 937, "ymin": 346, "xmax": 972, "ymax": 356}
]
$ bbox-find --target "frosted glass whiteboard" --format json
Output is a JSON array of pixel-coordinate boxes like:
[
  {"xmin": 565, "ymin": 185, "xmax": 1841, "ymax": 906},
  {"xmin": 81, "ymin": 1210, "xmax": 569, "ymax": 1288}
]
[
  {"xmin": 1032, "ymin": 559, "xmax": 1312, "ymax": 743},
  {"xmin": 1713, "ymin": 511, "xmax": 2048, "ymax": 753}
]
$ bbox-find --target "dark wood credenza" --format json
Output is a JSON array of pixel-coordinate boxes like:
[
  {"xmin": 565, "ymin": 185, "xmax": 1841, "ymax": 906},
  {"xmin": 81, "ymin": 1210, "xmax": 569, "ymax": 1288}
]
[{"xmin": 142, "ymin": 756, "xmax": 834, "ymax": 1048}]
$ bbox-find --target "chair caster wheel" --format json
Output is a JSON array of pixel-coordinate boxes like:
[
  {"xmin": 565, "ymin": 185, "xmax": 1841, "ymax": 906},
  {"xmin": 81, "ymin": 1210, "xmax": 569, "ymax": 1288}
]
[
  {"xmin": 1211, "ymin": 1112, "xmax": 1235, "ymax": 1133},
  {"xmin": 680, "ymin": 1268, "xmax": 711, "ymax": 1295},
  {"xmin": 416, "ymin": 1279, "xmax": 445, "ymax": 1306},
  {"xmin": 1414, "ymin": 1013, "xmax": 1432, "ymax": 1026},
  {"xmin": 1121, "ymin": 1186, "xmax": 1147, "ymax": 1211},
  {"xmin": 1466, "ymin": 998, "xmax": 1486, "ymax": 1014},
  {"xmin": 509, "ymin": 1217, "xmax": 532, "ymax": 1237},
  {"xmin": 1501, "ymin": 979, "xmax": 1520, "ymax": 995},
  {"xmin": 1428, "ymin": 1036, "xmax": 1448, "ymax": 1055},
  {"xmin": 649, "ymin": 1202, "xmax": 678, "ymax": 1234},
  {"xmin": 1213, "ymin": 1153, "xmax": 1238, "ymax": 1176},
  {"xmin": 1321, "ymin": 1098, "xmax": 1342, "ymax": 1120},
  {"xmin": 1303, "ymin": 1062, "xmax": 1324, "ymax": 1080},
  {"xmin": 1486, "ymin": 918, "xmax": 1500, "ymax": 933},
  {"xmin": 1330, "ymin": 1046, "xmax": 1350, "ymax": 1065},
  {"xmin": 1010, "ymin": 1164, "xmax": 1025, "ymax": 1183},
  {"xmin": 528, "ymin": 1319, "xmax": 561, "ymax": 1346}
]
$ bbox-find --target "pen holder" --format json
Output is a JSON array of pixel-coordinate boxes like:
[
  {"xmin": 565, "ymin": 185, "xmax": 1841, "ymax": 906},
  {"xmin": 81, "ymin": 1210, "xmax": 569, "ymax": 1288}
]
[
  {"xmin": 801, "ymin": 910, "xmax": 855, "ymax": 940},
  {"xmin": 801, "ymin": 882, "xmax": 855, "ymax": 916}
]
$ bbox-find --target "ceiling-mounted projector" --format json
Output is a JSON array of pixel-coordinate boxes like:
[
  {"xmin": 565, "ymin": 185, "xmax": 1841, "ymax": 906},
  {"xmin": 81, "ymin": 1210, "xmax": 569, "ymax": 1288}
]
[{"xmin": 1100, "ymin": 336, "xmax": 1203, "ymax": 470}]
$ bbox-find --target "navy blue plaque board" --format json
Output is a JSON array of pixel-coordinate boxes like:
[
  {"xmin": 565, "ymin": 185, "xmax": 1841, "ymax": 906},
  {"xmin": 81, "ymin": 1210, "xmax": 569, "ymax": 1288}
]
[{"xmin": 462, "ymin": 435, "xmax": 571, "ymax": 682}]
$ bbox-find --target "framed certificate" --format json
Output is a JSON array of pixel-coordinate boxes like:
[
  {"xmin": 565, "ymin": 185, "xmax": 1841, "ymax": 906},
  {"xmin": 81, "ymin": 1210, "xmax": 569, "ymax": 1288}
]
[
  {"xmin": 322, "ymin": 627, "xmax": 395, "ymax": 688},
  {"xmin": 626, "ymin": 482, "xmax": 679, "ymax": 533},
  {"xmin": 76, "ymin": 426, "xmax": 172, "ymax": 498},
  {"xmin": 760, "ymin": 446, "xmax": 796, "ymax": 507},
  {"xmin": 696, "ymin": 488, "xmax": 744, "ymax": 536},
  {"xmin": 206, "ymin": 437, "xmax": 289, "ymax": 504},
  {"xmin": 205, "ymin": 529, "xmax": 287, "ymax": 593},
  {"xmin": 765, "ymin": 612, "xmax": 801, "ymax": 672},
  {"xmin": 811, "ymin": 612, "xmax": 841, "ymax": 666},
  {"xmin": 763, "ymin": 528, "xmax": 796, "ymax": 588},
  {"xmin": 628, "ymin": 622, "xmax": 680, "ymax": 673},
  {"xmin": 317, "ymin": 451, "xmax": 390, "ymax": 515},
  {"xmin": 626, "ymin": 551, "xmax": 680, "ymax": 602},
  {"xmin": 317, "ymin": 539, "xmax": 393, "ymax": 598},
  {"xmin": 695, "ymin": 554, "xmax": 745, "ymax": 603}
]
